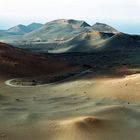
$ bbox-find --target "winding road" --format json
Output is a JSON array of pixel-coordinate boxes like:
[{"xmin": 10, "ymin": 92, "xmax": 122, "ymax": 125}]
[{"xmin": 5, "ymin": 69, "xmax": 93, "ymax": 87}]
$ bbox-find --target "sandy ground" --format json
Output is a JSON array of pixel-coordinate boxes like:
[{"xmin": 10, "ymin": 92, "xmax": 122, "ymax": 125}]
[{"xmin": 0, "ymin": 73, "xmax": 140, "ymax": 140}]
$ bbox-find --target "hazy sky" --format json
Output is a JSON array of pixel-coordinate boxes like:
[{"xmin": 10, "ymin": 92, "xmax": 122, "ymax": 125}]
[{"xmin": 0, "ymin": 0, "xmax": 140, "ymax": 33}]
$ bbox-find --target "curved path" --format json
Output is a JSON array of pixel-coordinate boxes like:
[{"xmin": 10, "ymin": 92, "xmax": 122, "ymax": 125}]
[{"xmin": 5, "ymin": 69, "xmax": 93, "ymax": 87}]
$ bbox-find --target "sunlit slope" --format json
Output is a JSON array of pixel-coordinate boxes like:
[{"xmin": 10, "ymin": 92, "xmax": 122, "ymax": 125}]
[{"xmin": 23, "ymin": 19, "xmax": 90, "ymax": 42}]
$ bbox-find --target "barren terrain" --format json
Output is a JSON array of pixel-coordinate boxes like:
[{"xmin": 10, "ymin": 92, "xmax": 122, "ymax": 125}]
[
  {"xmin": 0, "ymin": 20, "xmax": 140, "ymax": 139},
  {"xmin": 0, "ymin": 71, "xmax": 140, "ymax": 140}
]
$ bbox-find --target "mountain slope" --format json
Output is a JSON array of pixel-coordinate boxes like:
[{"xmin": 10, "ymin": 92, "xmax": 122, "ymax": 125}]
[
  {"xmin": 23, "ymin": 19, "xmax": 90, "ymax": 42},
  {"xmin": 0, "ymin": 23, "xmax": 43, "ymax": 41},
  {"xmin": 8, "ymin": 20, "xmax": 119, "ymax": 53},
  {"xmin": 0, "ymin": 42, "xmax": 77, "ymax": 77},
  {"xmin": 98, "ymin": 33, "xmax": 140, "ymax": 51},
  {"xmin": 1, "ymin": 19, "xmax": 140, "ymax": 54},
  {"xmin": 7, "ymin": 23, "xmax": 43, "ymax": 35},
  {"xmin": 7, "ymin": 24, "xmax": 29, "ymax": 35},
  {"xmin": 92, "ymin": 23, "xmax": 118, "ymax": 33},
  {"xmin": 26, "ymin": 23, "xmax": 43, "ymax": 32},
  {"xmin": 49, "ymin": 32, "xmax": 140, "ymax": 53},
  {"xmin": 48, "ymin": 31, "xmax": 114, "ymax": 53}
]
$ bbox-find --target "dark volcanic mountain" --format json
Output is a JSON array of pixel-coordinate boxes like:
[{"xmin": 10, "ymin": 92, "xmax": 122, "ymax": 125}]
[
  {"xmin": 0, "ymin": 42, "xmax": 76, "ymax": 77},
  {"xmin": 48, "ymin": 31, "xmax": 114, "ymax": 53},
  {"xmin": 1, "ymin": 19, "xmax": 140, "ymax": 55},
  {"xmin": 47, "ymin": 32, "xmax": 140, "ymax": 53},
  {"xmin": 8, "ymin": 19, "xmax": 119, "ymax": 53}
]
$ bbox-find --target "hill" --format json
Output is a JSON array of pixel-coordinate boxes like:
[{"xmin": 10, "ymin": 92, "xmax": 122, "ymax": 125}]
[
  {"xmin": 23, "ymin": 19, "xmax": 90, "ymax": 42},
  {"xmin": 7, "ymin": 23, "xmax": 43, "ymax": 35},
  {"xmin": 0, "ymin": 23, "xmax": 43, "ymax": 43},
  {"xmin": 0, "ymin": 42, "xmax": 77, "ymax": 78},
  {"xmin": 7, "ymin": 24, "xmax": 29, "ymax": 35},
  {"xmin": 0, "ymin": 19, "xmax": 121, "ymax": 53},
  {"xmin": 92, "ymin": 22, "xmax": 118, "ymax": 33},
  {"xmin": 26, "ymin": 23, "xmax": 43, "ymax": 32},
  {"xmin": 49, "ymin": 32, "xmax": 140, "ymax": 53},
  {"xmin": 48, "ymin": 31, "xmax": 114, "ymax": 53},
  {"xmin": 98, "ymin": 33, "xmax": 140, "ymax": 51},
  {"xmin": 1, "ymin": 19, "xmax": 140, "ymax": 54}
]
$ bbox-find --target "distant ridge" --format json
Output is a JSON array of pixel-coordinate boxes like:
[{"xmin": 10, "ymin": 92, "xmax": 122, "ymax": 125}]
[
  {"xmin": 7, "ymin": 24, "xmax": 29, "ymax": 35},
  {"xmin": 2, "ymin": 19, "xmax": 140, "ymax": 54},
  {"xmin": 23, "ymin": 19, "xmax": 91, "ymax": 42},
  {"xmin": 7, "ymin": 23, "xmax": 43, "ymax": 35},
  {"xmin": 67, "ymin": 19, "xmax": 90, "ymax": 27},
  {"xmin": 0, "ymin": 23, "xmax": 43, "ymax": 36},
  {"xmin": 26, "ymin": 23, "xmax": 43, "ymax": 32},
  {"xmin": 0, "ymin": 19, "xmax": 119, "ymax": 44},
  {"xmin": 92, "ymin": 22, "xmax": 118, "ymax": 33}
]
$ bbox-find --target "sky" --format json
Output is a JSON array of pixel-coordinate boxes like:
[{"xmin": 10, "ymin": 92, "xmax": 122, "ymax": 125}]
[{"xmin": 0, "ymin": 0, "xmax": 140, "ymax": 34}]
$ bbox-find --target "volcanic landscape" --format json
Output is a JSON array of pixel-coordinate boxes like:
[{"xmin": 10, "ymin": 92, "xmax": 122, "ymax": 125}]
[{"xmin": 0, "ymin": 19, "xmax": 140, "ymax": 140}]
